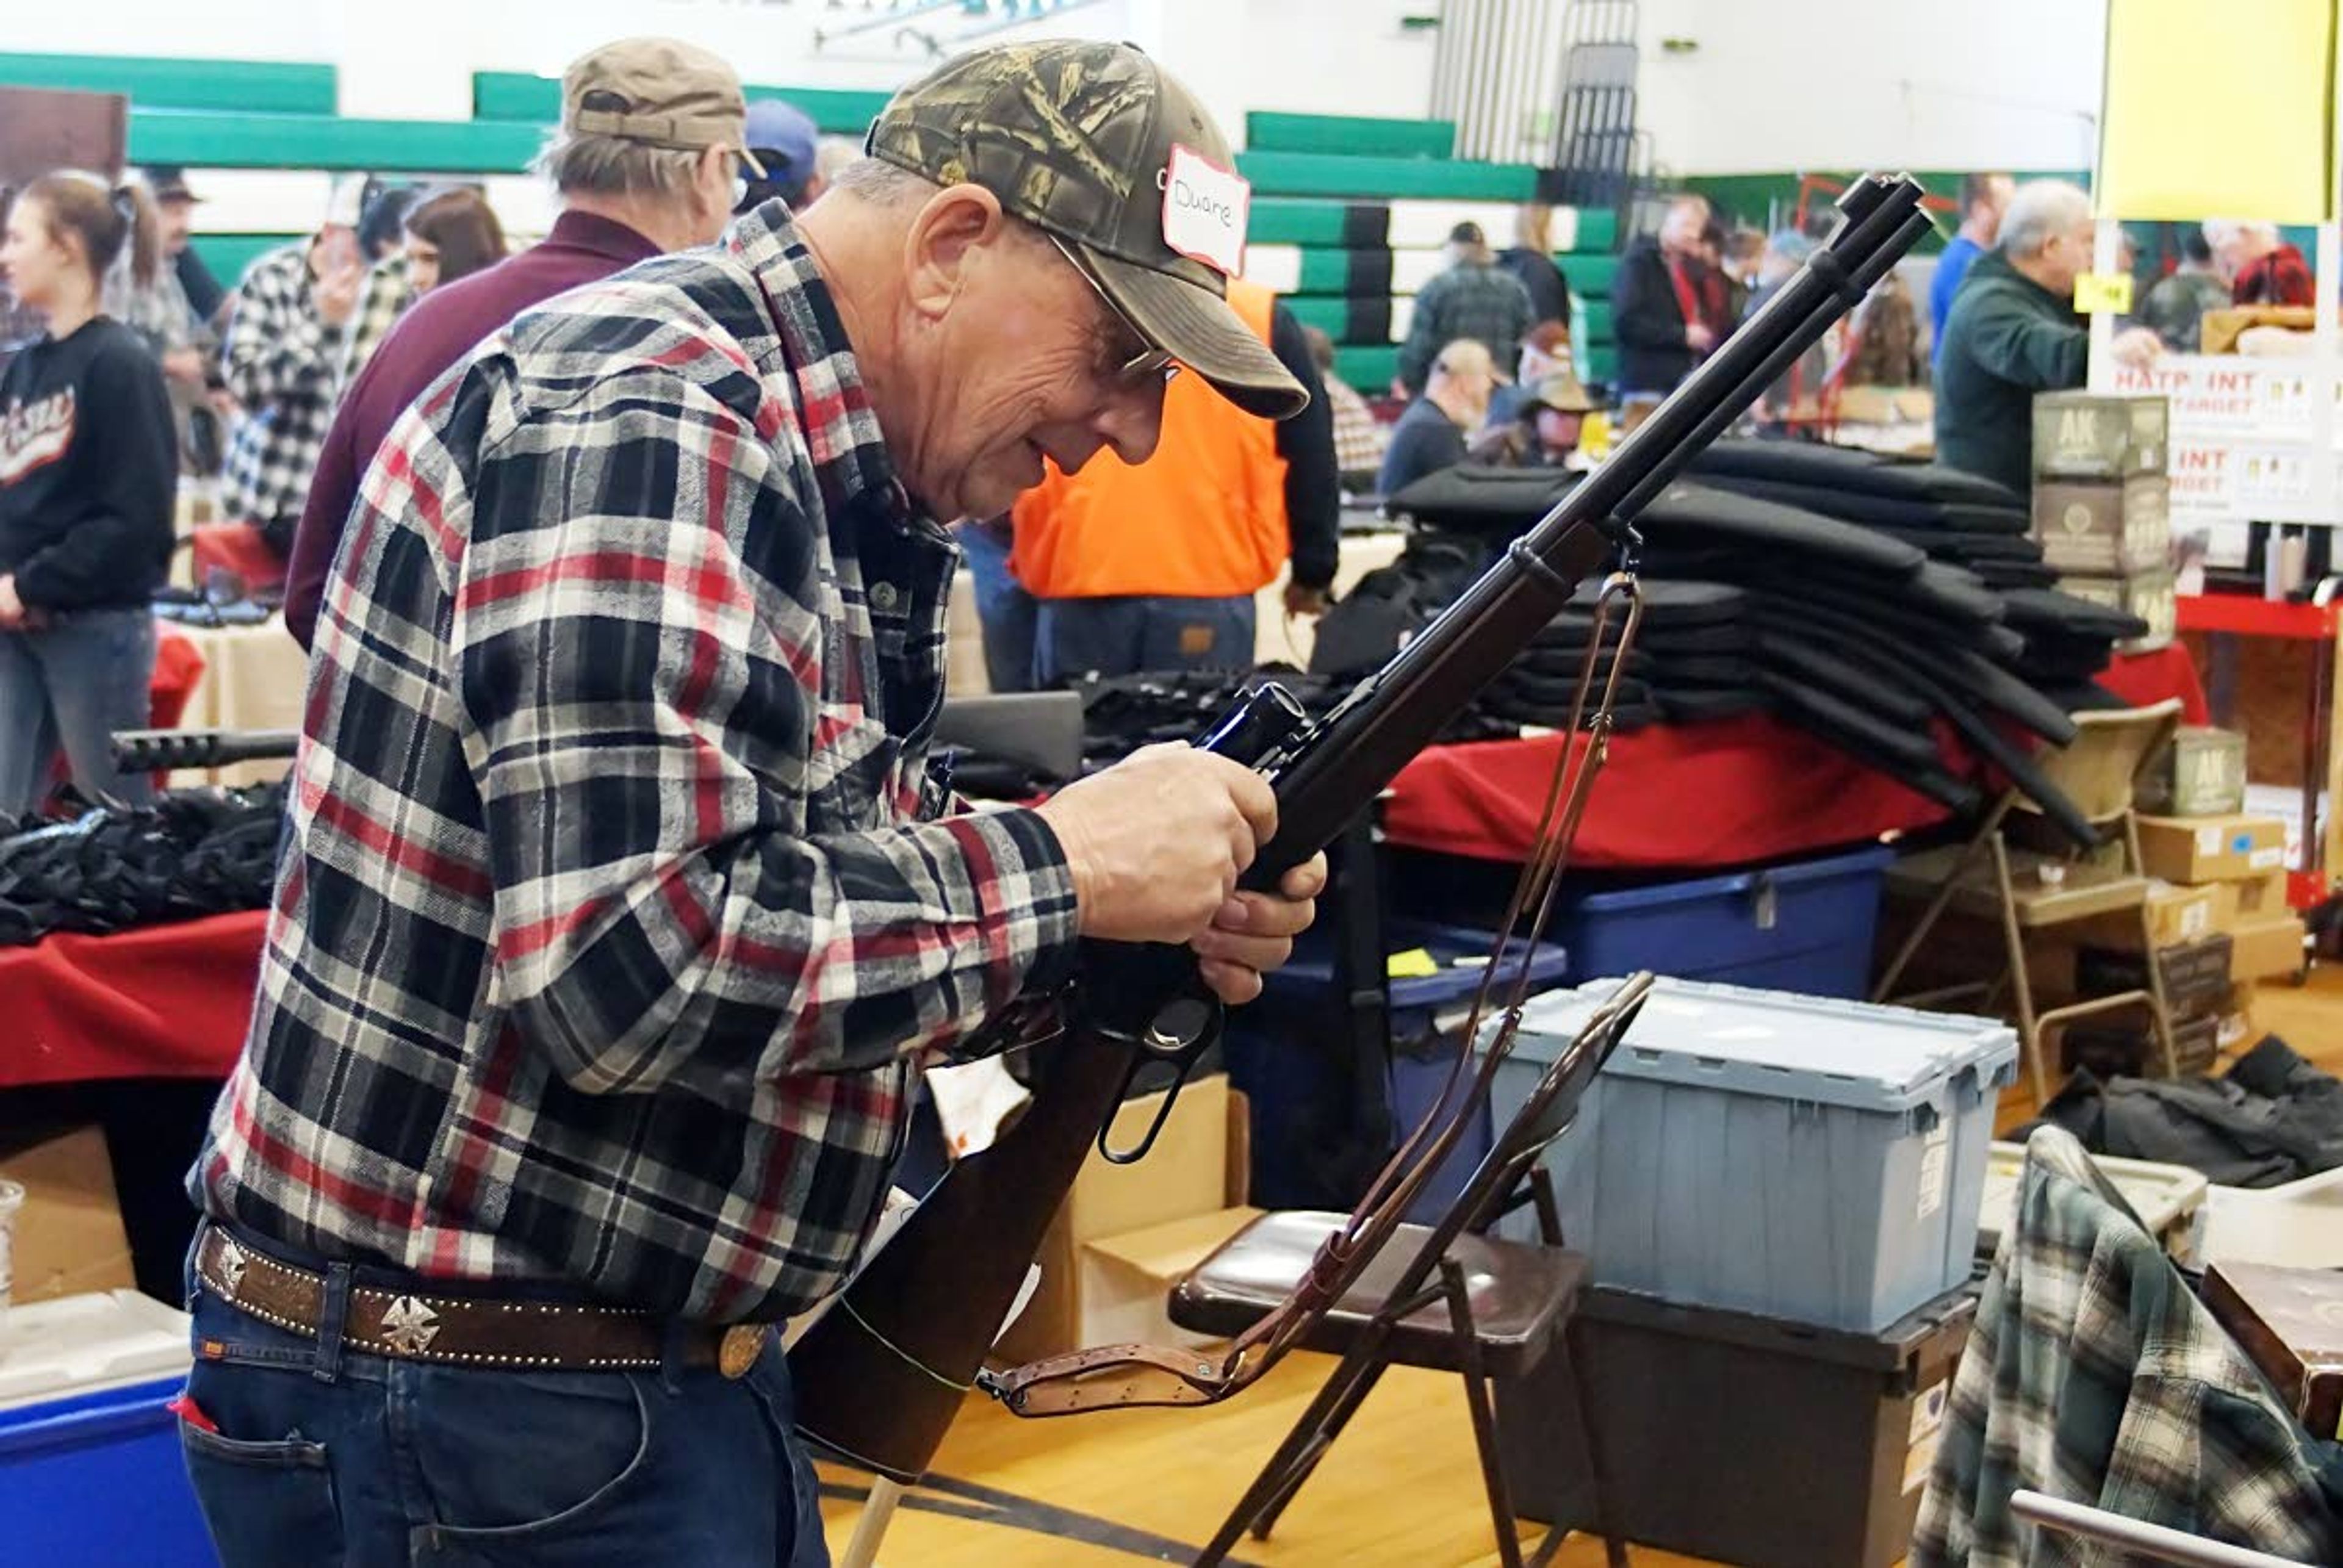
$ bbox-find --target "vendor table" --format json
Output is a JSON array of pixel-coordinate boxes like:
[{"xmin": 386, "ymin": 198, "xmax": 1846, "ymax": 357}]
[
  {"xmin": 0, "ymin": 911, "xmax": 266, "ymax": 1090},
  {"xmin": 1383, "ymin": 648, "xmax": 2209, "ymax": 870}
]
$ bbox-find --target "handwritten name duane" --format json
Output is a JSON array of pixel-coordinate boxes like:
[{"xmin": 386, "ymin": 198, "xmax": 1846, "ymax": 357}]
[{"xmin": 1170, "ymin": 177, "xmax": 1240, "ymax": 229}]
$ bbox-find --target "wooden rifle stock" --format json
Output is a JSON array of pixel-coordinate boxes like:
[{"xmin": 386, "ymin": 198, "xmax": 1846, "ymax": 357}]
[{"xmin": 790, "ymin": 173, "xmax": 1932, "ymax": 1485}]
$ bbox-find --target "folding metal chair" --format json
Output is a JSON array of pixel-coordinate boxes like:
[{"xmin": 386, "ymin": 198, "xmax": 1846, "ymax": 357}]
[
  {"xmin": 1170, "ymin": 979, "xmax": 1650, "ymax": 1568},
  {"xmin": 1876, "ymin": 699, "xmax": 2186, "ymax": 1102}
]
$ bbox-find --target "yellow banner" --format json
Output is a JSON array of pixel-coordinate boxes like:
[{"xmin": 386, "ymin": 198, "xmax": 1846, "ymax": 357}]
[{"xmin": 2097, "ymin": 0, "xmax": 2337, "ymax": 221}]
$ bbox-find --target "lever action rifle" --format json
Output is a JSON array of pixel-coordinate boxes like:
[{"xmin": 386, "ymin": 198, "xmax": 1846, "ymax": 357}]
[{"xmin": 791, "ymin": 174, "xmax": 1933, "ymax": 1485}]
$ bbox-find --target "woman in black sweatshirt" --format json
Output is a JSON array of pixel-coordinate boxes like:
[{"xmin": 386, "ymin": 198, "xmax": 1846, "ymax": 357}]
[{"xmin": 0, "ymin": 171, "xmax": 178, "ymax": 813}]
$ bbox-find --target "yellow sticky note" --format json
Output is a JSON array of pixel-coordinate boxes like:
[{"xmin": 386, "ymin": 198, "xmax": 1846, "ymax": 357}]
[
  {"xmin": 1387, "ymin": 948, "xmax": 1440, "ymax": 980},
  {"xmin": 2075, "ymin": 272, "xmax": 2135, "ymax": 315}
]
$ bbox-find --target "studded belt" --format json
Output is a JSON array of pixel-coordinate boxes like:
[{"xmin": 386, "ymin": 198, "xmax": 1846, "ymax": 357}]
[{"xmin": 194, "ymin": 1225, "xmax": 771, "ymax": 1378}]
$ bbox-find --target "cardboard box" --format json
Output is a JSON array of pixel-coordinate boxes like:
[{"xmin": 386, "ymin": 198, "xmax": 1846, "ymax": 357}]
[
  {"xmin": 2137, "ymin": 727, "xmax": 2248, "ymax": 818},
  {"xmin": 0, "ymin": 1126, "xmax": 134, "ymax": 1304},
  {"xmin": 993, "ymin": 1080, "xmax": 1251, "ymax": 1365},
  {"xmin": 2056, "ymin": 569, "xmax": 2176, "ymax": 653},
  {"xmin": 2218, "ymin": 984, "xmax": 2265, "ymax": 1054},
  {"xmin": 2064, "ymin": 880, "xmax": 2219, "ymax": 952},
  {"xmin": 2136, "ymin": 813, "xmax": 2289, "ymax": 884},
  {"xmin": 2076, "ymin": 933, "xmax": 2234, "ymax": 1013},
  {"xmin": 1075, "ymin": 1206, "xmax": 1264, "ymax": 1353},
  {"xmin": 2214, "ymin": 871, "xmax": 2292, "ymax": 929},
  {"xmin": 2230, "ymin": 915, "xmax": 2309, "ymax": 983},
  {"xmin": 2032, "ymin": 390, "xmax": 2168, "ymax": 478},
  {"xmin": 2032, "ymin": 475, "xmax": 2170, "ymax": 575}
]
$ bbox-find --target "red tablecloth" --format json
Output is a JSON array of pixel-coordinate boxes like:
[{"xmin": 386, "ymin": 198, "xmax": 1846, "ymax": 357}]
[
  {"xmin": 2098, "ymin": 642, "xmax": 2208, "ymax": 724},
  {"xmin": 1383, "ymin": 646, "xmax": 2209, "ymax": 869},
  {"xmin": 0, "ymin": 910, "xmax": 265, "ymax": 1089},
  {"xmin": 151, "ymin": 624, "xmax": 206, "ymax": 728}
]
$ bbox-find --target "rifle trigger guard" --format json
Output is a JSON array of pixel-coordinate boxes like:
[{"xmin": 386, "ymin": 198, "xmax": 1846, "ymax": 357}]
[{"xmin": 1096, "ymin": 994, "xmax": 1225, "ymax": 1165}]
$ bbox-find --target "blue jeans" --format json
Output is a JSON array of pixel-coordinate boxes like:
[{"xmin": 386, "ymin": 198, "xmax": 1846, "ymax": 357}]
[
  {"xmin": 956, "ymin": 522, "xmax": 1038, "ymax": 693},
  {"xmin": 179, "ymin": 1234, "xmax": 829, "ymax": 1568},
  {"xmin": 0, "ymin": 606, "xmax": 158, "ymax": 814},
  {"xmin": 1034, "ymin": 594, "xmax": 1258, "ymax": 686}
]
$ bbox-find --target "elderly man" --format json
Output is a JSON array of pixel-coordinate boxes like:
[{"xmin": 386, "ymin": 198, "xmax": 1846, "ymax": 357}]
[
  {"xmin": 1934, "ymin": 179, "xmax": 2164, "ymax": 495},
  {"xmin": 1611, "ymin": 194, "xmax": 1716, "ymax": 406},
  {"xmin": 2208, "ymin": 217, "xmax": 2315, "ymax": 307},
  {"xmin": 1379, "ymin": 338, "xmax": 1499, "ymax": 495},
  {"xmin": 1395, "ymin": 220, "xmax": 1536, "ymax": 395},
  {"xmin": 1928, "ymin": 171, "xmax": 2013, "ymax": 362},
  {"xmin": 180, "ymin": 41, "xmax": 1325, "ymax": 1565},
  {"xmin": 284, "ymin": 38, "xmax": 758, "ymax": 650}
]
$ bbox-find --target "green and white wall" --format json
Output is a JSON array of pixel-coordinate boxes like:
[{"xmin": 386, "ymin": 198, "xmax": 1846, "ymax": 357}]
[{"xmin": 0, "ymin": 0, "xmax": 2120, "ymax": 387}]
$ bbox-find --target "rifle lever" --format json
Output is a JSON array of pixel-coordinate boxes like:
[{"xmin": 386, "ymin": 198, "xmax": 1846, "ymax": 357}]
[{"xmin": 1096, "ymin": 991, "xmax": 1223, "ymax": 1164}]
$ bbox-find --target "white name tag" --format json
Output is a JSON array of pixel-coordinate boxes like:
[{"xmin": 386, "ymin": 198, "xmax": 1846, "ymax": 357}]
[{"xmin": 1161, "ymin": 143, "xmax": 1250, "ymax": 276}]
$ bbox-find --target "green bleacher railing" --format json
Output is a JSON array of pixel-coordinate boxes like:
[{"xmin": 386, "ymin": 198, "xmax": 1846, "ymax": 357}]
[
  {"xmin": 0, "ymin": 52, "xmax": 336, "ymax": 115},
  {"xmin": 471, "ymin": 71, "xmax": 891, "ymax": 136}
]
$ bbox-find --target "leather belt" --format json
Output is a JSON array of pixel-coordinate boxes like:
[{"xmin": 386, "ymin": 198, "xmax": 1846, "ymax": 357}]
[{"xmin": 195, "ymin": 1226, "xmax": 770, "ymax": 1377}]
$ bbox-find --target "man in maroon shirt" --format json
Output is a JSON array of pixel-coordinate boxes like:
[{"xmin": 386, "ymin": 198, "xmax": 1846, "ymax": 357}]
[{"xmin": 285, "ymin": 36, "xmax": 761, "ymax": 649}]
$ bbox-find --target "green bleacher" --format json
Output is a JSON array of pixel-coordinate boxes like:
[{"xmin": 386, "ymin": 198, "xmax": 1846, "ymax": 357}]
[
  {"xmin": 190, "ymin": 234, "xmax": 296, "ymax": 283},
  {"xmin": 469, "ymin": 71, "xmax": 890, "ymax": 136},
  {"xmin": 1252, "ymin": 199, "xmax": 1388, "ymax": 248},
  {"xmin": 1245, "ymin": 111, "xmax": 1453, "ymax": 159},
  {"xmin": 1333, "ymin": 345, "xmax": 1400, "ymax": 390},
  {"xmin": 14, "ymin": 55, "xmax": 1633, "ymax": 386},
  {"xmin": 1236, "ymin": 150, "xmax": 1539, "ymax": 203},
  {"xmin": 0, "ymin": 52, "xmax": 335, "ymax": 114},
  {"xmin": 128, "ymin": 109, "xmax": 546, "ymax": 173}
]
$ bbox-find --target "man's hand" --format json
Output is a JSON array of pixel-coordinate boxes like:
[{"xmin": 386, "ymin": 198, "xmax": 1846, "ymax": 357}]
[
  {"xmin": 1191, "ymin": 855, "xmax": 1327, "ymax": 1005},
  {"xmin": 0, "ymin": 575, "xmax": 25, "ymax": 631},
  {"xmin": 315, "ymin": 264, "xmax": 364, "ymax": 329},
  {"xmin": 1686, "ymin": 322, "xmax": 1718, "ymax": 353},
  {"xmin": 2111, "ymin": 326, "xmax": 2165, "ymax": 370},
  {"xmin": 1284, "ymin": 582, "xmax": 1330, "ymax": 618},
  {"xmin": 1037, "ymin": 744, "xmax": 1276, "ymax": 944},
  {"xmin": 162, "ymin": 347, "xmax": 207, "ymax": 387}
]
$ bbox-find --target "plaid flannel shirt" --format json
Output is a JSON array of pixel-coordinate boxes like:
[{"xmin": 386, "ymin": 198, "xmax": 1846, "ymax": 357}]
[
  {"xmin": 334, "ymin": 252, "xmax": 412, "ymax": 389},
  {"xmin": 1913, "ymin": 1126, "xmax": 2343, "ymax": 1566},
  {"xmin": 1323, "ymin": 373, "xmax": 1386, "ymax": 477},
  {"xmin": 1395, "ymin": 262, "xmax": 1536, "ymax": 394},
  {"xmin": 193, "ymin": 204, "xmax": 1081, "ymax": 1323},
  {"xmin": 221, "ymin": 242, "xmax": 340, "ymax": 527}
]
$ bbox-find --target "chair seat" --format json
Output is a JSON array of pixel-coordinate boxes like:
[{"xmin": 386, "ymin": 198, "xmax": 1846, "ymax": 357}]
[
  {"xmin": 1168, "ymin": 1210, "xmax": 1588, "ymax": 1378},
  {"xmin": 1887, "ymin": 844, "xmax": 2149, "ymax": 927}
]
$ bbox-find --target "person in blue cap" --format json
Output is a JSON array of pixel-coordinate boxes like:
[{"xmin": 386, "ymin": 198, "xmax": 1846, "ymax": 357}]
[{"xmin": 736, "ymin": 98, "xmax": 826, "ymax": 213}]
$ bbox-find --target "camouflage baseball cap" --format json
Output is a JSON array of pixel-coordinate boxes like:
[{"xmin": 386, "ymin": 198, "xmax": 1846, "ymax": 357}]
[{"xmin": 868, "ymin": 40, "xmax": 1307, "ymax": 420}]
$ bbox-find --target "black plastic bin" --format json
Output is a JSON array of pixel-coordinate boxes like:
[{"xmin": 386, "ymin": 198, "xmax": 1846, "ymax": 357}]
[{"xmin": 1497, "ymin": 1280, "xmax": 1978, "ymax": 1568}]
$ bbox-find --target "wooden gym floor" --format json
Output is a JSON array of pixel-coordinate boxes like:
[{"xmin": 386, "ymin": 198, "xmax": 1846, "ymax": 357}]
[{"xmin": 815, "ymin": 968, "xmax": 2343, "ymax": 1566}]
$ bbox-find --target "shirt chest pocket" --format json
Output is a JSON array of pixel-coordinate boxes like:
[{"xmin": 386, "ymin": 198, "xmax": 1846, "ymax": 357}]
[{"xmin": 806, "ymin": 697, "xmax": 905, "ymax": 832}]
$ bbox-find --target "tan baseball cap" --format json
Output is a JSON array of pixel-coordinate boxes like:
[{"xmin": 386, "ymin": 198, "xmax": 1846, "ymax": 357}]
[
  {"xmin": 563, "ymin": 38, "xmax": 765, "ymax": 177},
  {"xmin": 868, "ymin": 40, "xmax": 1307, "ymax": 420}
]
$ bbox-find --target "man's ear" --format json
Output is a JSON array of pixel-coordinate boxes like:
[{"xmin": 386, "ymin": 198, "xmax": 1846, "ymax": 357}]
[
  {"xmin": 902, "ymin": 184, "xmax": 1010, "ymax": 323},
  {"xmin": 698, "ymin": 145, "xmax": 735, "ymax": 224}
]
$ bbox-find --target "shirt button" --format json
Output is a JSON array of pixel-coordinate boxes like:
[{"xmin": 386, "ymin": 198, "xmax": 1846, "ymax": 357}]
[{"xmin": 869, "ymin": 581, "xmax": 900, "ymax": 611}]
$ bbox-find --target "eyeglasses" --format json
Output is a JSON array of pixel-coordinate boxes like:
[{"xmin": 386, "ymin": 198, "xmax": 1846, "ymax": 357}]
[{"xmin": 1048, "ymin": 234, "xmax": 1181, "ymax": 390}]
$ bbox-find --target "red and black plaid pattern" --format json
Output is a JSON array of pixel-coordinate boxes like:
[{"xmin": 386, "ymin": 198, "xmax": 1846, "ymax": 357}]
[{"xmin": 194, "ymin": 206, "xmax": 1081, "ymax": 1323}]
